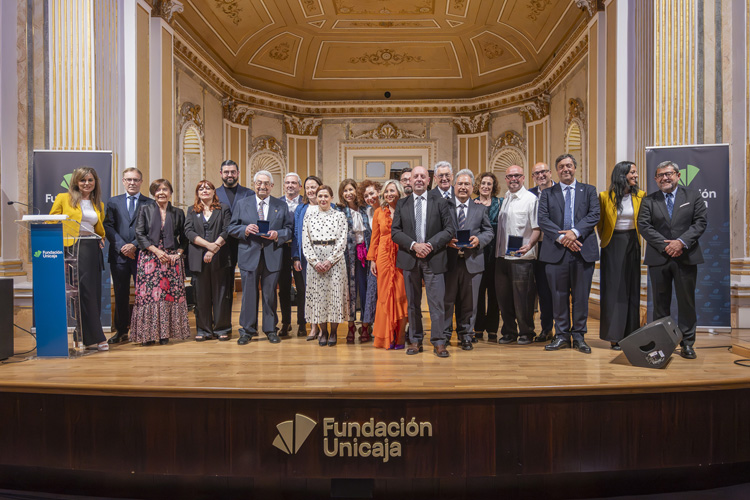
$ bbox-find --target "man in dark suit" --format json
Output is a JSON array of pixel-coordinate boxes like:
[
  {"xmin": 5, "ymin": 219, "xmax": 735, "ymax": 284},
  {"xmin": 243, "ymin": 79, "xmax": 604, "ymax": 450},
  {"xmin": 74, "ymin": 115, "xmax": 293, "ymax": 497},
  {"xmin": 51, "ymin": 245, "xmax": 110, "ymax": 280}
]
[
  {"xmin": 392, "ymin": 165, "xmax": 455, "ymax": 357},
  {"xmin": 538, "ymin": 154, "xmax": 600, "ymax": 354},
  {"xmin": 278, "ymin": 172, "xmax": 305, "ymax": 337},
  {"xmin": 103, "ymin": 167, "xmax": 154, "ymax": 344},
  {"xmin": 443, "ymin": 169, "xmax": 494, "ymax": 351},
  {"xmin": 228, "ymin": 170, "xmax": 292, "ymax": 346},
  {"xmin": 430, "ymin": 161, "xmax": 454, "ymax": 201},
  {"xmin": 638, "ymin": 161, "xmax": 707, "ymax": 359},
  {"xmin": 528, "ymin": 162, "xmax": 556, "ymax": 343}
]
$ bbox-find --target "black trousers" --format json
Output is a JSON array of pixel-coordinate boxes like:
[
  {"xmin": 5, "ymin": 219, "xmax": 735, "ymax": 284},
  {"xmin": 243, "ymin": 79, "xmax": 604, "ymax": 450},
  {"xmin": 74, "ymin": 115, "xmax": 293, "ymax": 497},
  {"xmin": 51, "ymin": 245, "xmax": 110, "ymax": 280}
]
[
  {"xmin": 77, "ymin": 239, "xmax": 106, "ymax": 346},
  {"xmin": 495, "ymin": 258, "xmax": 536, "ymax": 338},
  {"xmin": 545, "ymin": 251, "xmax": 595, "ymax": 342},
  {"xmin": 649, "ymin": 260, "xmax": 697, "ymax": 347},
  {"xmin": 278, "ymin": 243, "xmax": 305, "ymax": 326},
  {"xmin": 110, "ymin": 255, "xmax": 137, "ymax": 335},
  {"xmin": 533, "ymin": 241, "xmax": 554, "ymax": 332},
  {"xmin": 474, "ymin": 254, "xmax": 499, "ymax": 334},
  {"xmin": 599, "ymin": 230, "xmax": 640, "ymax": 343},
  {"xmin": 193, "ymin": 259, "xmax": 233, "ymax": 337}
]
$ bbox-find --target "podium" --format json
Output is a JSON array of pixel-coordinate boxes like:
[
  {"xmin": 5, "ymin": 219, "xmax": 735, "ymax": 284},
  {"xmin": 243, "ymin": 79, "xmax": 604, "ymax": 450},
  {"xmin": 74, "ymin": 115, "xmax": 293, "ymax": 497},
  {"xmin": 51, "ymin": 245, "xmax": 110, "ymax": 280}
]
[{"xmin": 19, "ymin": 215, "xmax": 85, "ymax": 357}]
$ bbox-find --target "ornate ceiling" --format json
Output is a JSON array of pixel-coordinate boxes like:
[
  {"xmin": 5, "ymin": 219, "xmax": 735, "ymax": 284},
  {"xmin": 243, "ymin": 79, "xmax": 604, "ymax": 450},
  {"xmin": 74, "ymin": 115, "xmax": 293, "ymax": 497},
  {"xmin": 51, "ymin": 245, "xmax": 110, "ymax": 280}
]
[{"xmin": 175, "ymin": 0, "xmax": 587, "ymax": 100}]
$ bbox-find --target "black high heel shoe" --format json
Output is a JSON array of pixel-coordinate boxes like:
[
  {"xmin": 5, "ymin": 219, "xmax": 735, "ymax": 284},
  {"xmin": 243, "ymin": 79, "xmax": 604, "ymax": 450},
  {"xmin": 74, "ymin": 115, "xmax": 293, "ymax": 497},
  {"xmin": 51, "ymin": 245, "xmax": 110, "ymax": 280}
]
[
  {"xmin": 328, "ymin": 330, "xmax": 338, "ymax": 347},
  {"xmin": 318, "ymin": 328, "xmax": 329, "ymax": 346}
]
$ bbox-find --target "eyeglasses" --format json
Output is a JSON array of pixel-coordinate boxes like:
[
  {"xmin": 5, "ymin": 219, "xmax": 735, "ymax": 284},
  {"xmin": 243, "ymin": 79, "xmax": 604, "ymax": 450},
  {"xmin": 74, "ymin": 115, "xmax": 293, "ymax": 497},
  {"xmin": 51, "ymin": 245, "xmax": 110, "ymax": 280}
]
[
  {"xmin": 123, "ymin": 178, "xmax": 142, "ymax": 183},
  {"xmin": 532, "ymin": 170, "xmax": 550, "ymax": 176},
  {"xmin": 436, "ymin": 173, "xmax": 452, "ymax": 179},
  {"xmin": 655, "ymin": 171, "xmax": 677, "ymax": 179},
  {"xmin": 505, "ymin": 174, "xmax": 523, "ymax": 180},
  {"xmin": 255, "ymin": 181, "xmax": 272, "ymax": 187}
]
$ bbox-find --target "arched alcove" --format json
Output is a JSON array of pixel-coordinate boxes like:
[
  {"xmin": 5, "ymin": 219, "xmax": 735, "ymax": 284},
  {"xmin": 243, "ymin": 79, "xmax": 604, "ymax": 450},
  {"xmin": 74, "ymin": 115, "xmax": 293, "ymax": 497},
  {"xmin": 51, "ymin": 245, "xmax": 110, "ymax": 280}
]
[
  {"xmin": 490, "ymin": 147, "xmax": 526, "ymax": 180},
  {"xmin": 178, "ymin": 123, "xmax": 205, "ymax": 206}
]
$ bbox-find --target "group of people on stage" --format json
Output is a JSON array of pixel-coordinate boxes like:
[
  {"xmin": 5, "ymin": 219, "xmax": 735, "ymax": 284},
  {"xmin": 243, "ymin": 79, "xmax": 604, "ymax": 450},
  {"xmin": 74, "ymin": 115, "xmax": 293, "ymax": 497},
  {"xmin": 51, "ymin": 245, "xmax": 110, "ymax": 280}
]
[{"xmin": 52, "ymin": 154, "xmax": 706, "ymax": 359}]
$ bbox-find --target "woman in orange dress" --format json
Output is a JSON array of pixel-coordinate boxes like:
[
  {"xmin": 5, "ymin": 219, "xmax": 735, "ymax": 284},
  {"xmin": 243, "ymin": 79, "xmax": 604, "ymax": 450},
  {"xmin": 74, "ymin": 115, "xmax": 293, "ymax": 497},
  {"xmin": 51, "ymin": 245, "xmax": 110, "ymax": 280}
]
[{"xmin": 367, "ymin": 179, "xmax": 408, "ymax": 349}]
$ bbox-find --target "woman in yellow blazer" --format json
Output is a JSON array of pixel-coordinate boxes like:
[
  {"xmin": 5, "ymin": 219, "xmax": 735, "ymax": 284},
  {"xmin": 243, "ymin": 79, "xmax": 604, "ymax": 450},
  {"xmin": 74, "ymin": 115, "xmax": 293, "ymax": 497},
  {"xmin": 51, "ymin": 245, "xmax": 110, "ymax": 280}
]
[
  {"xmin": 596, "ymin": 161, "xmax": 644, "ymax": 350},
  {"xmin": 50, "ymin": 166, "xmax": 108, "ymax": 351}
]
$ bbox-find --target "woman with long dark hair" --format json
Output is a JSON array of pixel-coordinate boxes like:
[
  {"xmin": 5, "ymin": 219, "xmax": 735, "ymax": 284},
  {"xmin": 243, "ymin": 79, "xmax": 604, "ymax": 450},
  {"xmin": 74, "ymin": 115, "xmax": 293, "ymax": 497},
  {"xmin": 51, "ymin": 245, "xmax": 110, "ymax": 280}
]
[
  {"xmin": 336, "ymin": 179, "xmax": 367, "ymax": 343},
  {"xmin": 184, "ymin": 180, "xmax": 233, "ymax": 341},
  {"xmin": 355, "ymin": 179, "xmax": 382, "ymax": 343},
  {"xmin": 597, "ymin": 161, "xmax": 644, "ymax": 349}
]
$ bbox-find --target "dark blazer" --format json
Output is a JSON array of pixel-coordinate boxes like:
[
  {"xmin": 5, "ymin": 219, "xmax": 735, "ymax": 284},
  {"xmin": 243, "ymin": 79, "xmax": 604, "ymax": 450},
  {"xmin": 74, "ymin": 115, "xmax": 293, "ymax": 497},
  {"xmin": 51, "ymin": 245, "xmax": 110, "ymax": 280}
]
[
  {"xmin": 103, "ymin": 193, "xmax": 154, "ymax": 264},
  {"xmin": 528, "ymin": 181, "xmax": 555, "ymax": 198},
  {"xmin": 134, "ymin": 202, "xmax": 188, "ymax": 252},
  {"xmin": 637, "ymin": 186, "xmax": 707, "ymax": 266},
  {"xmin": 446, "ymin": 198, "xmax": 494, "ymax": 274},
  {"xmin": 216, "ymin": 184, "xmax": 254, "ymax": 213},
  {"xmin": 391, "ymin": 192, "xmax": 455, "ymax": 273},
  {"xmin": 538, "ymin": 181, "xmax": 600, "ymax": 263},
  {"xmin": 227, "ymin": 195, "xmax": 293, "ymax": 273},
  {"xmin": 292, "ymin": 203, "xmax": 311, "ymax": 263},
  {"xmin": 430, "ymin": 186, "xmax": 454, "ymax": 202},
  {"xmin": 184, "ymin": 203, "xmax": 232, "ymax": 273}
]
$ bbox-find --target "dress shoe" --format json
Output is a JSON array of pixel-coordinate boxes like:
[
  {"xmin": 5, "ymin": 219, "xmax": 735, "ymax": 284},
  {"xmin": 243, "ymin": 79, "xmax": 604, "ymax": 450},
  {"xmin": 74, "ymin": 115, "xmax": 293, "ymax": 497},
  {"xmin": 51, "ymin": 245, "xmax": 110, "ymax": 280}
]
[
  {"xmin": 534, "ymin": 330, "xmax": 553, "ymax": 343},
  {"xmin": 297, "ymin": 325, "xmax": 307, "ymax": 337},
  {"xmin": 278, "ymin": 324, "xmax": 291, "ymax": 338},
  {"xmin": 680, "ymin": 345, "xmax": 697, "ymax": 359},
  {"xmin": 487, "ymin": 332, "xmax": 498, "ymax": 342},
  {"xmin": 237, "ymin": 335, "xmax": 252, "ymax": 345},
  {"xmin": 471, "ymin": 336, "xmax": 478, "ymax": 343},
  {"xmin": 433, "ymin": 344, "xmax": 450, "ymax": 358},
  {"xmin": 545, "ymin": 337, "xmax": 571, "ymax": 351},
  {"xmin": 517, "ymin": 336, "xmax": 532, "ymax": 345},
  {"xmin": 460, "ymin": 339, "xmax": 473, "ymax": 351},
  {"xmin": 497, "ymin": 335, "xmax": 517, "ymax": 344},
  {"xmin": 318, "ymin": 330, "xmax": 329, "ymax": 347},
  {"xmin": 107, "ymin": 332, "xmax": 128, "ymax": 344},
  {"xmin": 572, "ymin": 339, "xmax": 592, "ymax": 354},
  {"xmin": 474, "ymin": 331, "xmax": 484, "ymax": 340},
  {"xmin": 610, "ymin": 342, "xmax": 621, "ymax": 351},
  {"xmin": 143, "ymin": 340, "xmax": 156, "ymax": 346},
  {"xmin": 159, "ymin": 338, "xmax": 169, "ymax": 345},
  {"xmin": 359, "ymin": 325, "xmax": 372, "ymax": 343},
  {"xmin": 328, "ymin": 332, "xmax": 338, "ymax": 347},
  {"xmin": 406, "ymin": 343, "xmax": 423, "ymax": 355},
  {"xmin": 218, "ymin": 334, "xmax": 231, "ymax": 341},
  {"xmin": 346, "ymin": 324, "xmax": 356, "ymax": 344},
  {"xmin": 267, "ymin": 332, "xmax": 281, "ymax": 344}
]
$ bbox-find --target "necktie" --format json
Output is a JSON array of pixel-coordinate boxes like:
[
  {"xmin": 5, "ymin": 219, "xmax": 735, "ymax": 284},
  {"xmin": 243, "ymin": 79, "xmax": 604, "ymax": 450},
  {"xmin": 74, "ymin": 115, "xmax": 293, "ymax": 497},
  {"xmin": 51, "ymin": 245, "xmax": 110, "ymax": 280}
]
[
  {"xmin": 666, "ymin": 192, "xmax": 674, "ymax": 218},
  {"xmin": 258, "ymin": 199, "xmax": 265, "ymax": 221},
  {"xmin": 458, "ymin": 204, "xmax": 466, "ymax": 230},
  {"xmin": 443, "ymin": 191, "xmax": 451, "ymax": 200},
  {"xmin": 128, "ymin": 196, "xmax": 136, "ymax": 219},
  {"xmin": 415, "ymin": 196, "xmax": 424, "ymax": 243},
  {"xmin": 563, "ymin": 186, "xmax": 573, "ymax": 230}
]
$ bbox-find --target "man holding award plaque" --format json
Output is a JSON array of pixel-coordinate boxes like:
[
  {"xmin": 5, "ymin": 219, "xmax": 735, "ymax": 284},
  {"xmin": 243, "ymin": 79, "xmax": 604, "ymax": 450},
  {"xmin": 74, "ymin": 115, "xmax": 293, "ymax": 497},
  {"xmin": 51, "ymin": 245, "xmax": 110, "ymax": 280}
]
[
  {"xmin": 443, "ymin": 170, "xmax": 494, "ymax": 351},
  {"xmin": 495, "ymin": 165, "xmax": 541, "ymax": 345}
]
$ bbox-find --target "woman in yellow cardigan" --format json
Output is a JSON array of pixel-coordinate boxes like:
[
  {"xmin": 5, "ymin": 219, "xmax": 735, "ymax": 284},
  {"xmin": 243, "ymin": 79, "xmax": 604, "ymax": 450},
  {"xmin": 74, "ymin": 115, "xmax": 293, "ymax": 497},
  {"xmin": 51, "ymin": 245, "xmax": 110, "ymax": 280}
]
[
  {"xmin": 49, "ymin": 167, "xmax": 108, "ymax": 351},
  {"xmin": 596, "ymin": 161, "xmax": 644, "ymax": 350}
]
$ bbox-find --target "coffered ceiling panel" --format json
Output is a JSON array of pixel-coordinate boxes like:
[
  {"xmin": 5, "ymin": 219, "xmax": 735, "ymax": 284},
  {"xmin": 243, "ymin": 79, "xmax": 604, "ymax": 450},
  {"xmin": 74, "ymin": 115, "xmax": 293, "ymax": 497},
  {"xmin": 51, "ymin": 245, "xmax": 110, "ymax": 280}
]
[{"xmin": 175, "ymin": 0, "xmax": 587, "ymax": 100}]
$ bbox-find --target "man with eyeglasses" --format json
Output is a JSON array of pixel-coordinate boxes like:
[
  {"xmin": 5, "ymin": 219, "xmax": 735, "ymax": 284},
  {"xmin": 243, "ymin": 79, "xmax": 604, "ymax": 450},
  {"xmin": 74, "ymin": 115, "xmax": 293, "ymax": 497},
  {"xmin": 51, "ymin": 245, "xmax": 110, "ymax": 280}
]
[
  {"xmin": 399, "ymin": 168, "xmax": 413, "ymax": 195},
  {"xmin": 495, "ymin": 165, "xmax": 541, "ymax": 345},
  {"xmin": 637, "ymin": 161, "xmax": 707, "ymax": 359},
  {"xmin": 529, "ymin": 162, "xmax": 556, "ymax": 342},
  {"xmin": 103, "ymin": 167, "xmax": 154, "ymax": 344},
  {"xmin": 538, "ymin": 154, "xmax": 600, "ymax": 354},
  {"xmin": 430, "ymin": 161, "xmax": 455, "ymax": 202}
]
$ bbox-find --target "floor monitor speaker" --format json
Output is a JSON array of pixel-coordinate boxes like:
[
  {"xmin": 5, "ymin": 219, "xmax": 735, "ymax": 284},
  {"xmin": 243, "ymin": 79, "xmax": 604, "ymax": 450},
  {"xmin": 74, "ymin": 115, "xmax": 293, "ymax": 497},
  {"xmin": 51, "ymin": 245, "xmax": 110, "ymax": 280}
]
[
  {"xmin": 619, "ymin": 316, "xmax": 682, "ymax": 369},
  {"xmin": 0, "ymin": 278, "xmax": 13, "ymax": 360}
]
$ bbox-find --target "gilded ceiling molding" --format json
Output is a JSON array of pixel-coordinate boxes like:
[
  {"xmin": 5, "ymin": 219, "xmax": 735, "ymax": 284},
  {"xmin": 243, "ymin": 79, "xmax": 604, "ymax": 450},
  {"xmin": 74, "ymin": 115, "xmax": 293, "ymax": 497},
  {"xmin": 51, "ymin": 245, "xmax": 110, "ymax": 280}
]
[
  {"xmin": 519, "ymin": 92, "xmax": 551, "ymax": 122},
  {"xmin": 252, "ymin": 136, "xmax": 286, "ymax": 159},
  {"xmin": 453, "ymin": 112, "xmax": 490, "ymax": 134},
  {"xmin": 489, "ymin": 130, "xmax": 526, "ymax": 159},
  {"xmin": 178, "ymin": 102, "xmax": 204, "ymax": 136},
  {"xmin": 285, "ymin": 115, "xmax": 322, "ymax": 136},
  {"xmin": 172, "ymin": 22, "xmax": 588, "ymax": 117},
  {"xmin": 565, "ymin": 98, "xmax": 585, "ymax": 127},
  {"xmin": 349, "ymin": 49, "xmax": 425, "ymax": 66},
  {"xmin": 350, "ymin": 122, "xmax": 426, "ymax": 140},
  {"xmin": 575, "ymin": 0, "xmax": 604, "ymax": 18},
  {"xmin": 527, "ymin": 0, "xmax": 552, "ymax": 21},
  {"xmin": 213, "ymin": 0, "xmax": 243, "ymax": 25},
  {"xmin": 222, "ymin": 98, "xmax": 254, "ymax": 126},
  {"xmin": 152, "ymin": 0, "xmax": 184, "ymax": 24}
]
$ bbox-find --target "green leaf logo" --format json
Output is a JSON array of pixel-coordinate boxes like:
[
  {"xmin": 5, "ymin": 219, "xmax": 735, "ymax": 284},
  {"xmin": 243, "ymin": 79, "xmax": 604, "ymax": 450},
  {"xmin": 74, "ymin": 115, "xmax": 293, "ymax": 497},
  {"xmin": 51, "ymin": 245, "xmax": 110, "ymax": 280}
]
[
  {"xmin": 678, "ymin": 164, "xmax": 700, "ymax": 186},
  {"xmin": 33, "ymin": 250, "xmax": 42, "ymax": 258},
  {"xmin": 60, "ymin": 173, "xmax": 73, "ymax": 190}
]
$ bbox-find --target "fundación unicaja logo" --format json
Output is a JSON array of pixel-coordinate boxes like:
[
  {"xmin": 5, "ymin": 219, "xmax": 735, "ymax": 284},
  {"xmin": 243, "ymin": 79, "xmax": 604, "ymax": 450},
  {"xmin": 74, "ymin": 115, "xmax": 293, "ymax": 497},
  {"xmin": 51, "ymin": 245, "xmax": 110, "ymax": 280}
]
[
  {"xmin": 678, "ymin": 164, "xmax": 700, "ymax": 186},
  {"xmin": 33, "ymin": 250, "xmax": 42, "ymax": 258},
  {"xmin": 273, "ymin": 414, "xmax": 317, "ymax": 455},
  {"xmin": 60, "ymin": 173, "xmax": 73, "ymax": 190}
]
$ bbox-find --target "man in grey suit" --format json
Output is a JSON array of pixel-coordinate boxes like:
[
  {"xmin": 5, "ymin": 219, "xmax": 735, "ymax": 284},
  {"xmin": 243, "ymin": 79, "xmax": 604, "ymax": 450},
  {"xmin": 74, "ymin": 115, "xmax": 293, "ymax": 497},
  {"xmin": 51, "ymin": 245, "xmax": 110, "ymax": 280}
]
[
  {"xmin": 538, "ymin": 154, "xmax": 600, "ymax": 354},
  {"xmin": 103, "ymin": 167, "xmax": 154, "ymax": 344},
  {"xmin": 638, "ymin": 160, "xmax": 707, "ymax": 359},
  {"xmin": 228, "ymin": 170, "xmax": 292, "ymax": 346},
  {"xmin": 443, "ymin": 169, "xmax": 494, "ymax": 351},
  {"xmin": 392, "ymin": 165, "xmax": 455, "ymax": 357},
  {"xmin": 495, "ymin": 165, "xmax": 541, "ymax": 345}
]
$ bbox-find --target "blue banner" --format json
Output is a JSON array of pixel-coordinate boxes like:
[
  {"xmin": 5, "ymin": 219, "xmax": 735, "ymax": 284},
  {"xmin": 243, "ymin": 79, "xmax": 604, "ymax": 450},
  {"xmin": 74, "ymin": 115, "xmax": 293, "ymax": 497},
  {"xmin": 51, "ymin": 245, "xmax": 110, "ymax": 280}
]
[{"xmin": 645, "ymin": 144, "xmax": 730, "ymax": 327}]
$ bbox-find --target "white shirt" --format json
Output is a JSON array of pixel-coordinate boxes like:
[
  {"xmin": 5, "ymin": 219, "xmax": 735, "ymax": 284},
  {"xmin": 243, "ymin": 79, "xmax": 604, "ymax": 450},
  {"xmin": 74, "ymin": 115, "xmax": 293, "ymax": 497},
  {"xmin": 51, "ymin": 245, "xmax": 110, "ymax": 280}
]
[
  {"xmin": 454, "ymin": 197, "xmax": 470, "ymax": 225},
  {"xmin": 438, "ymin": 187, "xmax": 452, "ymax": 199},
  {"xmin": 79, "ymin": 200, "xmax": 98, "ymax": 236},
  {"xmin": 557, "ymin": 180, "xmax": 581, "ymax": 241},
  {"xmin": 412, "ymin": 193, "xmax": 428, "ymax": 246},
  {"xmin": 284, "ymin": 195, "xmax": 300, "ymax": 215},
  {"xmin": 496, "ymin": 186, "xmax": 539, "ymax": 260},
  {"xmin": 614, "ymin": 194, "xmax": 636, "ymax": 230},
  {"xmin": 256, "ymin": 195, "xmax": 270, "ymax": 220}
]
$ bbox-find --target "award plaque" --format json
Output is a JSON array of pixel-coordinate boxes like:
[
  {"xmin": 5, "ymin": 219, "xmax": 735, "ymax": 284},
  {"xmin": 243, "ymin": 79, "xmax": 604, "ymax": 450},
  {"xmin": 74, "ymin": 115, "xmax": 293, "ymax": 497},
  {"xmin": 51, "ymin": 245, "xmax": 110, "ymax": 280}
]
[
  {"xmin": 455, "ymin": 230, "xmax": 472, "ymax": 248},
  {"xmin": 506, "ymin": 235, "xmax": 524, "ymax": 257},
  {"xmin": 257, "ymin": 220, "xmax": 270, "ymax": 236}
]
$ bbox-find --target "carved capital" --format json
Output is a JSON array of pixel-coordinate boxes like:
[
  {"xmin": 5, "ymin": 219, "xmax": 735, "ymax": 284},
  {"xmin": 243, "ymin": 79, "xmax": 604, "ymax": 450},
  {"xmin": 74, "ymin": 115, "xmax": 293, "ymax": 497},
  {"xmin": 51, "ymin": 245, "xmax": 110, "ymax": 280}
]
[
  {"xmin": 452, "ymin": 112, "xmax": 490, "ymax": 135},
  {"xmin": 519, "ymin": 92, "xmax": 551, "ymax": 123},
  {"xmin": 152, "ymin": 0, "xmax": 184, "ymax": 24},
  {"xmin": 490, "ymin": 130, "xmax": 526, "ymax": 159},
  {"xmin": 350, "ymin": 122, "xmax": 426, "ymax": 140},
  {"xmin": 575, "ymin": 0, "xmax": 604, "ymax": 18},
  {"xmin": 251, "ymin": 136, "xmax": 285, "ymax": 159},
  {"xmin": 285, "ymin": 115, "xmax": 322, "ymax": 136},
  {"xmin": 222, "ymin": 97, "xmax": 254, "ymax": 126},
  {"xmin": 566, "ymin": 98, "xmax": 585, "ymax": 126},
  {"xmin": 178, "ymin": 102, "xmax": 203, "ymax": 135}
]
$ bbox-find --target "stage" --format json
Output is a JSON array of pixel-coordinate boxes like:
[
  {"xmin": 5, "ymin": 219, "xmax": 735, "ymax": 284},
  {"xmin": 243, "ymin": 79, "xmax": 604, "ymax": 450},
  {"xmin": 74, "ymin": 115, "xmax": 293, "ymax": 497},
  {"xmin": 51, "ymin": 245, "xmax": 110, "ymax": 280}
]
[{"xmin": 2, "ymin": 306, "xmax": 750, "ymax": 499}]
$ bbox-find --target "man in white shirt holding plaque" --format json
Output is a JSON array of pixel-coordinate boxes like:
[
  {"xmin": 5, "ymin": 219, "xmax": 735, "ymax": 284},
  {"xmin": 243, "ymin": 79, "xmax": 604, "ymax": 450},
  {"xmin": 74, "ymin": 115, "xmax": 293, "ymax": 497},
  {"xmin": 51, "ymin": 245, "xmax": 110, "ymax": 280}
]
[{"xmin": 495, "ymin": 165, "xmax": 541, "ymax": 345}]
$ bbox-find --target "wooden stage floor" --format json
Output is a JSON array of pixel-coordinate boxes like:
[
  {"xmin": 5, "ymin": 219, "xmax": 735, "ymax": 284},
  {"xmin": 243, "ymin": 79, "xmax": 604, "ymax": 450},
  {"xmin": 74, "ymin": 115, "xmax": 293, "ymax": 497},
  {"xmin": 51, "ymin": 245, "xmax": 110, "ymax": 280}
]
[{"xmin": 4, "ymin": 299, "xmax": 750, "ymax": 399}]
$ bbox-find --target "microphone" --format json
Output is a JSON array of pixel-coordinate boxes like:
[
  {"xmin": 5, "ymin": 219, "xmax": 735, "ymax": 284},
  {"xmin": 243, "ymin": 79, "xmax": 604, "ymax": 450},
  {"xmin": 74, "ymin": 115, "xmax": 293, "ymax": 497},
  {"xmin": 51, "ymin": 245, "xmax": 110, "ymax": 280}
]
[{"xmin": 7, "ymin": 200, "xmax": 41, "ymax": 214}]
